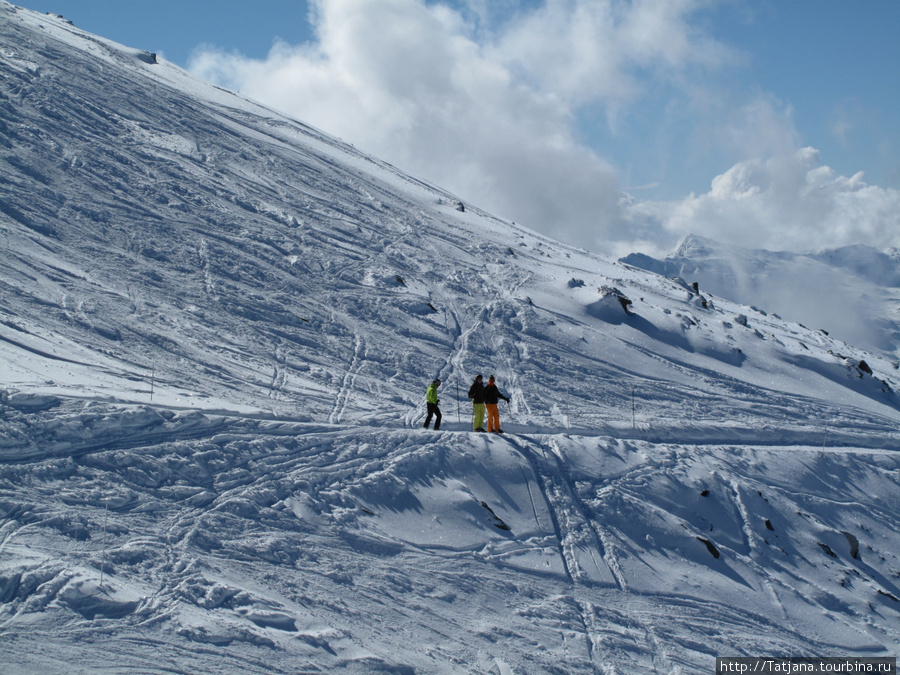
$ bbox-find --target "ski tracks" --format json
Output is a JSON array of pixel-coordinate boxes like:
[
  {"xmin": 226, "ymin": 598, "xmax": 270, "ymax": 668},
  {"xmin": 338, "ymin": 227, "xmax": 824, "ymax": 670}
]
[
  {"xmin": 328, "ymin": 334, "xmax": 365, "ymax": 425},
  {"xmin": 269, "ymin": 346, "xmax": 288, "ymax": 400},
  {"xmin": 503, "ymin": 433, "xmax": 632, "ymax": 672},
  {"xmin": 504, "ymin": 433, "xmax": 690, "ymax": 673},
  {"xmin": 514, "ymin": 436, "xmax": 624, "ymax": 590}
]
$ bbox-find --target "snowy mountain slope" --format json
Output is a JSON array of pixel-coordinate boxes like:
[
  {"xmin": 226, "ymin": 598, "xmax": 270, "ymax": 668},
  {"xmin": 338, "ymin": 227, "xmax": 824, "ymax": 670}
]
[
  {"xmin": 622, "ymin": 234, "xmax": 900, "ymax": 357},
  {"xmin": 2, "ymin": 3, "xmax": 899, "ymax": 430},
  {"xmin": 3, "ymin": 404, "xmax": 900, "ymax": 674},
  {"xmin": 2, "ymin": 4, "xmax": 900, "ymax": 673}
]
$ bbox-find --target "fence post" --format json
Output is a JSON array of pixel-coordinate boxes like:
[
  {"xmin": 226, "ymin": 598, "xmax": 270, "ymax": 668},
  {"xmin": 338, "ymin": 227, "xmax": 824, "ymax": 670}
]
[{"xmin": 99, "ymin": 497, "xmax": 110, "ymax": 587}]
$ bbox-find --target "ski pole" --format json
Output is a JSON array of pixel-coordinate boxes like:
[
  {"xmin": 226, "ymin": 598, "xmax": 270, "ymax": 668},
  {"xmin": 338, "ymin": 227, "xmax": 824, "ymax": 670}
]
[{"xmin": 99, "ymin": 497, "xmax": 110, "ymax": 587}]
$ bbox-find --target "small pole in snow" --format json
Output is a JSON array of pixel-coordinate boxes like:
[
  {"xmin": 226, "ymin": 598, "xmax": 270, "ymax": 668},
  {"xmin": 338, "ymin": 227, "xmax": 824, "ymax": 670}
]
[
  {"xmin": 150, "ymin": 367, "xmax": 155, "ymax": 401},
  {"xmin": 456, "ymin": 376, "xmax": 461, "ymax": 423},
  {"xmin": 632, "ymin": 387, "xmax": 636, "ymax": 429},
  {"xmin": 99, "ymin": 497, "xmax": 110, "ymax": 587}
]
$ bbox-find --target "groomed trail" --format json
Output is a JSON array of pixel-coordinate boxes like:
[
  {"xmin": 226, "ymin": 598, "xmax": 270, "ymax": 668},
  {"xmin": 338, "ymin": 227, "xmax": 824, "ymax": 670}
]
[{"xmin": 2, "ymin": 399, "xmax": 899, "ymax": 674}]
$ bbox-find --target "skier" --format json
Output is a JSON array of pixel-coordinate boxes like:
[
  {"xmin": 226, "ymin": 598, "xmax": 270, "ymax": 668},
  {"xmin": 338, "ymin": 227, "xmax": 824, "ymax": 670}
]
[
  {"xmin": 467, "ymin": 374, "xmax": 486, "ymax": 432},
  {"xmin": 423, "ymin": 378, "xmax": 442, "ymax": 430},
  {"xmin": 483, "ymin": 375, "xmax": 510, "ymax": 433}
]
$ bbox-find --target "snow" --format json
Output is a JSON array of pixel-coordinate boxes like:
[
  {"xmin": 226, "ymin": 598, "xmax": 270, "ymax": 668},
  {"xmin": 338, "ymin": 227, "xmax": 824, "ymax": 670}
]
[
  {"xmin": 1, "ymin": 3, "xmax": 899, "ymax": 673},
  {"xmin": 622, "ymin": 234, "xmax": 900, "ymax": 357}
]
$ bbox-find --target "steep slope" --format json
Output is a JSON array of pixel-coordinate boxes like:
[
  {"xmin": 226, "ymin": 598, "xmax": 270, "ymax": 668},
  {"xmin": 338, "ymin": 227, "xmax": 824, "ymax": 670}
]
[
  {"xmin": 2, "ymin": 4, "xmax": 900, "ymax": 673},
  {"xmin": 3, "ymin": 4, "xmax": 899, "ymax": 429}
]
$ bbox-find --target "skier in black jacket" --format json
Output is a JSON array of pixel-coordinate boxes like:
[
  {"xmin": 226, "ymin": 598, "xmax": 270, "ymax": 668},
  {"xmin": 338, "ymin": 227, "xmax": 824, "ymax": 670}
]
[
  {"xmin": 483, "ymin": 375, "xmax": 510, "ymax": 433},
  {"xmin": 468, "ymin": 374, "xmax": 486, "ymax": 432}
]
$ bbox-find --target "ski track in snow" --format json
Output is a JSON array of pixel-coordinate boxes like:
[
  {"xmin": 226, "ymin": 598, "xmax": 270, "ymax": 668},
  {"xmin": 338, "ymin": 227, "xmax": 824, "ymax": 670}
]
[{"xmin": 328, "ymin": 334, "xmax": 364, "ymax": 425}]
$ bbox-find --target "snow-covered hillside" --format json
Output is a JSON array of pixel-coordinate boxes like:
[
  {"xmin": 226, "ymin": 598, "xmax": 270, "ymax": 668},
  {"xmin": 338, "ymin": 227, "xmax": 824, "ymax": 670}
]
[
  {"xmin": 622, "ymin": 234, "xmax": 900, "ymax": 357},
  {"xmin": 1, "ymin": 4, "xmax": 899, "ymax": 673}
]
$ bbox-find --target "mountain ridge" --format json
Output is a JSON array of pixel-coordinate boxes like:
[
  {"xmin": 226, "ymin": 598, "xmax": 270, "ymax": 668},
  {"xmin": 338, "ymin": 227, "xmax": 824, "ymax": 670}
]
[{"xmin": 622, "ymin": 233, "xmax": 900, "ymax": 356}]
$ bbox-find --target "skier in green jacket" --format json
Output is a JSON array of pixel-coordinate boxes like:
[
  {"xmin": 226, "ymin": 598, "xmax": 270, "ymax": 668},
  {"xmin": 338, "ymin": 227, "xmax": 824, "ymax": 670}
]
[{"xmin": 424, "ymin": 378, "xmax": 442, "ymax": 430}]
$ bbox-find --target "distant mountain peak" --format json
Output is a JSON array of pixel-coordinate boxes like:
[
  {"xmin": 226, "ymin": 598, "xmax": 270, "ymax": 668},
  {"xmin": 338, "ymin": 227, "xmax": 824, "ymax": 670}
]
[{"xmin": 674, "ymin": 233, "xmax": 722, "ymax": 259}]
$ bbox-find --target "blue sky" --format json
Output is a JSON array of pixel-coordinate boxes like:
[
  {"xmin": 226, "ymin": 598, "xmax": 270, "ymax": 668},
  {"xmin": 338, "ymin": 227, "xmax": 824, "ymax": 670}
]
[{"xmin": 11, "ymin": 0, "xmax": 900, "ymax": 256}]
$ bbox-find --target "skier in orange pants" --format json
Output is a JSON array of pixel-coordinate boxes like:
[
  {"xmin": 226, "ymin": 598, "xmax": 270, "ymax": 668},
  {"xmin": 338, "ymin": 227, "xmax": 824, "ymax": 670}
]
[{"xmin": 483, "ymin": 375, "xmax": 511, "ymax": 433}]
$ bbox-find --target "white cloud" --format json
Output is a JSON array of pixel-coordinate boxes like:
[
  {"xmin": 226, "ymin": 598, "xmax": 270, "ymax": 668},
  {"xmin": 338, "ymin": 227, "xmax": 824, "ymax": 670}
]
[
  {"xmin": 496, "ymin": 0, "xmax": 734, "ymax": 106},
  {"xmin": 716, "ymin": 94, "xmax": 800, "ymax": 160},
  {"xmin": 189, "ymin": 0, "xmax": 735, "ymax": 253},
  {"xmin": 189, "ymin": 0, "xmax": 899, "ymax": 258},
  {"xmin": 628, "ymin": 146, "xmax": 900, "ymax": 254}
]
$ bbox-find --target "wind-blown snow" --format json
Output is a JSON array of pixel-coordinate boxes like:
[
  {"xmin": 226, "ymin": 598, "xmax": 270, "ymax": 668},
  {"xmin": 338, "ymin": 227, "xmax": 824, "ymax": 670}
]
[
  {"xmin": 622, "ymin": 234, "xmax": 900, "ymax": 358},
  {"xmin": 1, "ymin": 4, "xmax": 899, "ymax": 673}
]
